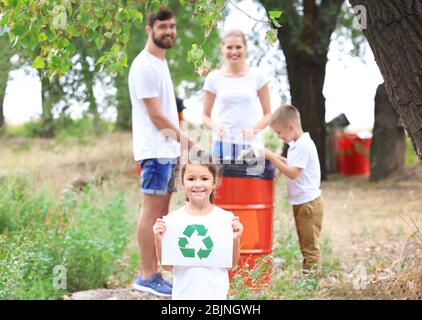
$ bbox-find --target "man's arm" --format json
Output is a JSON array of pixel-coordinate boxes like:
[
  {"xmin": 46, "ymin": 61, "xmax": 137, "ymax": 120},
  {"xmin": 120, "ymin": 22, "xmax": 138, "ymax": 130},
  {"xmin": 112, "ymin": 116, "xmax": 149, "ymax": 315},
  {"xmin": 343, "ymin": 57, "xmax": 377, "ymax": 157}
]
[
  {"xmin": 143, "ymin": 97, "xmax": 194, "ymax": 149},
  {"xmin": 265, "ymin": 148, "xmax": 303, "ymax": 180}
]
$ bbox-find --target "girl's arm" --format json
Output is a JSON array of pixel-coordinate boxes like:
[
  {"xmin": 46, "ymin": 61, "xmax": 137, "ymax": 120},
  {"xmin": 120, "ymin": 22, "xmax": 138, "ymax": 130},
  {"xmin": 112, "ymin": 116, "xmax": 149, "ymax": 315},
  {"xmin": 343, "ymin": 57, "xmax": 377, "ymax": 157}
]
[
  {"xmin": 153, "ymin": 218, "xmax": 173, "ymax": 272},
  {"xmin": 231, "ymin": 217, "xmax": 243, "ymax": 268},
  {"xmin": 232, "ymin": 238, "xmax": 241, "ymax": 269}
]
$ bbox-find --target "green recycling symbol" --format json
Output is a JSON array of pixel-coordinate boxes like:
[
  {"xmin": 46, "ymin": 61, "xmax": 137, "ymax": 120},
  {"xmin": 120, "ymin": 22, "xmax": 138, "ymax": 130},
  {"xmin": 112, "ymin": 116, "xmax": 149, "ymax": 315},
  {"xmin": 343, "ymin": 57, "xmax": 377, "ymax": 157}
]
[{"xmin": 178, "ymin": 224, "xmax": 214, "ymax": 259}]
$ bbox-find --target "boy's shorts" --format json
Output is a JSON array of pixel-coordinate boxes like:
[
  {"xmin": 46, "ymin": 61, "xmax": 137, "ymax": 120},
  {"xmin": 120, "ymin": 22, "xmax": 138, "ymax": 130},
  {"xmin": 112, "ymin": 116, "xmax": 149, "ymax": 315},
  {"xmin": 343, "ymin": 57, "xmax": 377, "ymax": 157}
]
[{"xmin": 139, "ymin": 158, "xmax": 179, "ymax": 195}]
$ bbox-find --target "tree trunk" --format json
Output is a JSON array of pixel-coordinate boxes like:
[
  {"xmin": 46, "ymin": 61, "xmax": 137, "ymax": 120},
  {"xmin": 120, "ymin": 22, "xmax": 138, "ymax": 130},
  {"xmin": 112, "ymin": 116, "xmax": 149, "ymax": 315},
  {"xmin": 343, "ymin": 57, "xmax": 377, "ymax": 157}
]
[
  {"xmin": 115, "ymin": 73, "xmax": 132, "ymax": 131},
  {"xmin": 0, "ymin": 44, "xmax": 12, "ymax": 129},
  {"xmin": 40, "ymin": 76, "xmax": 56, "ymax": 138},
  {"xmin": 0, "ymin": 86, "xmax": 5, "ymax": 128},
  {"xmin": 350, "ymin": 0, "xmax": 422, "ymax": 160},
  {"xmin": 80, "ymin": 53, "xmax": 101, "ymax": 135},
  {"xmin": 286, "ymin": 52, "xmax": 328, "ymax": 180},
  {"xmin": 370, "ymin": 83, "xmax": 406, "ymax": 181}
]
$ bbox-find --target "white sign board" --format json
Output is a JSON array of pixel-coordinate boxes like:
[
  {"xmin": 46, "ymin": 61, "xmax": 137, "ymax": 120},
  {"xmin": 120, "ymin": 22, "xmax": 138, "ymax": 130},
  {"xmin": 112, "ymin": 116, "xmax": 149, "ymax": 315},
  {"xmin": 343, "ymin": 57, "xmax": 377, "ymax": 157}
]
[{"xmin": 161, "ymin": 214, "xmax": 233, "ymax": 268}]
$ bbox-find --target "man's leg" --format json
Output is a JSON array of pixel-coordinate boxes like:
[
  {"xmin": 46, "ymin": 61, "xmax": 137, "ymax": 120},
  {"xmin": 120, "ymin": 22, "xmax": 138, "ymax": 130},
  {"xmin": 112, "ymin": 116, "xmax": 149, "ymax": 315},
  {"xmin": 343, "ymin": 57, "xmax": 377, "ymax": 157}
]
[{"xmin": 136, "ymin": 192, "xmax": 172, "ymax": 280}]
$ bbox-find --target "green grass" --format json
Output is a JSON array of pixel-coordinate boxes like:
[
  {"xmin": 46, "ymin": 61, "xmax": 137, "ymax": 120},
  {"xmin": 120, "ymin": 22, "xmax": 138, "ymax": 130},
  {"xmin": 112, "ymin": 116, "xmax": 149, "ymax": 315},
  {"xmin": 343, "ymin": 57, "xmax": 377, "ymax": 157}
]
[
  {"xmin": 405, "ymin": 136, "xmax": 421, "ymax": 167},
  {"xmin": 2, "ymin": 117, "xmax": 115, "ymax": 143},
  {"xmin": 0, "ymin": 175, "xmax": 133, "ymax": 299},
  {"xmin": 229, "ymin": 177, "xmax": 342, "ymax": 300}
]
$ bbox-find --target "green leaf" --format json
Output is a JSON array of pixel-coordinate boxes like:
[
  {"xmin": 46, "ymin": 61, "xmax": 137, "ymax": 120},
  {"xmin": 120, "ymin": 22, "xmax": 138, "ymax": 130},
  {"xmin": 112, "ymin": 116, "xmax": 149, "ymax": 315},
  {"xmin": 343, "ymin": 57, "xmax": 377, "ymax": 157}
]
[
  {"xmin": 104, "ymin": 22, "xmax": 113, "ymax": 30},
  {"xmin": 89, "ymin": 20, "xmax": 98, "ymax": 30},
  {"xmin": 79, "ymin": 13, "xmax": 89, "ymax": 25},
  {"xmin": 95, "ymin": 55, "xmax": 106, "ymax": 66},
  {"xmin": 27, "ymin": 35, "xmax": 38, "ymax": 50},
  {"xmin": 66, "ymin": 42, "xmax": 76, "ymax": 55},
  {"xmin": 45, "ymin": 28, "xmax": 56, "ymax": 41},
  {"xmin": 95, "ymin": 36, "xmax": 102, "ymax": 48},
  {"xmin": 38, "ymin": 32, "xmax": 48, "ymax": 42},
  {"xmin": 32, "ymin": 56, "xmax": 46, "ymax": 69},
  {"xmin": 111, "ymin": 43, "xmax": 121, "ymax": 54},
  {"xmin": 269, "ymin": 10, "xmax": 282, "ymax": 19},
  {"xmin": 272, "ymin": 21, "xmax": 282, "ymax": 28},
  {"xmin": 265, "ymin": 29, "xmax": 278, "ymax": 45},
  {"xmin": 12, "ymin": 23, "xmax": 27, "ymax": 36},
  {"xmin": 59, "ymin": 61, "xmax": 71, "ymax": 74}
]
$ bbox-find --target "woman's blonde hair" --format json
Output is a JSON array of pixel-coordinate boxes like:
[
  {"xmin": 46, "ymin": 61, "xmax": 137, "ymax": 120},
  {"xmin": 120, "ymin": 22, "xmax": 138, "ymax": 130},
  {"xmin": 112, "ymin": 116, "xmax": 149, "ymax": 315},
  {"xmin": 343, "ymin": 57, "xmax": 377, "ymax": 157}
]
[{"xmin": 222, "ymin": 29, "xmax": 247, "ymax": 47}]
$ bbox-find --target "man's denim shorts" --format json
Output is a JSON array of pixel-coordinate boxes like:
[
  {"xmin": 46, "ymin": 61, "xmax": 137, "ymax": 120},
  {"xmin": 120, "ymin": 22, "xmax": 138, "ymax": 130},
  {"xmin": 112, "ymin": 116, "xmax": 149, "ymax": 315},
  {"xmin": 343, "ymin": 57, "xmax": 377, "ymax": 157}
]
[{"xmin": 139, "ymin": 158, "xmax": 179, "ymax": 195}]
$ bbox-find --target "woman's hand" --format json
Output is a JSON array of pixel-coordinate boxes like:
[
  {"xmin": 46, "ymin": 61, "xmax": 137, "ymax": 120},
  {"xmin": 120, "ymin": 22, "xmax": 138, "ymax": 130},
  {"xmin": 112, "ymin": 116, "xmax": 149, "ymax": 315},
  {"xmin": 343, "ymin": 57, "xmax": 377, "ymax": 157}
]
[
  {"xmin": 153, "ymin": 218, "xmax": 166, "ymax": 241},
  {"xmin": 241, "ymin": 128, "xmax": 257, "ymax": 141},
  {"xmin": 232, "ymin": 216, "xmax": 243, "ymax": 240},
  {"xmin": 214, "ymin": 124, "xmax": 227, "ymax": 140}
]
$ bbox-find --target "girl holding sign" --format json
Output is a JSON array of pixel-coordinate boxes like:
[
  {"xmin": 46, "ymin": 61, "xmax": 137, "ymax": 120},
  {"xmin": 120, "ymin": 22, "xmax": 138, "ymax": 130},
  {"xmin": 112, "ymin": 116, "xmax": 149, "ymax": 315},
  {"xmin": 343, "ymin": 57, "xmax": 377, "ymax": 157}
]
[{"xmin": 153, "ymin": 159, "xmax": 243, "ymax": 300}]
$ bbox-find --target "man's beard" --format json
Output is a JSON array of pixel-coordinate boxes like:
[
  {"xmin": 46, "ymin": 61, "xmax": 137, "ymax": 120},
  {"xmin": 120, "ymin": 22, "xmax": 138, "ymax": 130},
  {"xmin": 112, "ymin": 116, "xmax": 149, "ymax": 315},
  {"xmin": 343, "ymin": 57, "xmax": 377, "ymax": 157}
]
[{"xmin": 152, "ymin": 32, "xmax": 175, "ymax": 49}]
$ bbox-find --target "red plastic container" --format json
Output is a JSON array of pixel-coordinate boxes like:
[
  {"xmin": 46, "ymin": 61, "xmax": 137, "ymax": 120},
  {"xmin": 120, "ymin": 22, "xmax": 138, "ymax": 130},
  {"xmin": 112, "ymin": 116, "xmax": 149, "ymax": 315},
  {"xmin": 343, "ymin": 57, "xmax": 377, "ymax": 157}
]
[
  {"xmin": 335, "ymin": 132, "xmax": 372, "ymax": 176},
  {"xmin": 214, "ymin": 166, "xmax": 274, "ymax": 287},
  {"xmin": 136, "ymin": 161, "xmax": 141, "ymax": 177}
]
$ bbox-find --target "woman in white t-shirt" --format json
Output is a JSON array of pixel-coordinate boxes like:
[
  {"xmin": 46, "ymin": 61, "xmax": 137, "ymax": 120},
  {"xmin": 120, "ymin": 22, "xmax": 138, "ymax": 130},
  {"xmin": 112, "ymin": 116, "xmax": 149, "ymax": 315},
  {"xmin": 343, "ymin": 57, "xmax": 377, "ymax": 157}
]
[
  {"xmin": 202, "ymin": 29, "xmax": 272, "ymax": 159},
  {"xmin": 153, "ymin": 159, "xmax": 243, "ymax": 300}
]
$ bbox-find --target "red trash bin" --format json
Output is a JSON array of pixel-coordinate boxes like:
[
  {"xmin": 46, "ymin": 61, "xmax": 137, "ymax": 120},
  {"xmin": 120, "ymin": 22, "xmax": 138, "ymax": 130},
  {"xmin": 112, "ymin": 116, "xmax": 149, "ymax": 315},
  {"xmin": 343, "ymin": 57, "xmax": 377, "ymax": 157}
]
[
  {"xmin": 335, "ymin": 133, "xmax": 372, "ymax": 176},
  {"xmin": 214, "ymin": 161, "xmax": 274, "ymax": 288}
]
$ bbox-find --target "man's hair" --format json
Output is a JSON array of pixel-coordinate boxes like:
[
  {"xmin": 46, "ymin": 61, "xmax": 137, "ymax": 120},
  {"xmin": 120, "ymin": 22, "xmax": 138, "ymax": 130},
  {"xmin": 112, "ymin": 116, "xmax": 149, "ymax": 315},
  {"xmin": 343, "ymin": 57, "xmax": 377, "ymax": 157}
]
[
  {"xmin": 270, "ymin": 104, "xmax": 302, "ymax": 127},
  {"xmin": 147, "ymin": 7, "xmax": 175, "ymax": 27}
]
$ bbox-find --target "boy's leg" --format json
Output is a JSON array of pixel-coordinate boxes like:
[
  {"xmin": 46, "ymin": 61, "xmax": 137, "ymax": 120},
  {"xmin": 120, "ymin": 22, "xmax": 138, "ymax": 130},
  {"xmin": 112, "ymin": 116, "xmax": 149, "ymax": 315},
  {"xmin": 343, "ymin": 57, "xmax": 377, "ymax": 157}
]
[{"xmin": 293, "ymin": 197, "xmax": 324, "ymax": 271}]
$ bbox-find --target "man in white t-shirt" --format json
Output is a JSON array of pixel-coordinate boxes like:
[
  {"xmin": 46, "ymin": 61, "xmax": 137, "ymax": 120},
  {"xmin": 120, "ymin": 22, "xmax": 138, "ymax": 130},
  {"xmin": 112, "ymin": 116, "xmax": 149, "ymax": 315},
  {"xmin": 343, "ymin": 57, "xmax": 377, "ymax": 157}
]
[
  {"xmin": 128, "ymin": 7, "xmax": 193, "ymax": 297},
  {"xmin": 264, "ymin": 105, "xmax": 324, "ymax": 272}
]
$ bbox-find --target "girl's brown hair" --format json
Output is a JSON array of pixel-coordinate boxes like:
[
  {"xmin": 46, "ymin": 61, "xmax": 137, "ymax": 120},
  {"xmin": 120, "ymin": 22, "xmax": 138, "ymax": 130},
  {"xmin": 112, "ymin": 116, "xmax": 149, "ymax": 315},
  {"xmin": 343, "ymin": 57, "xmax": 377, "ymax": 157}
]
[{"xmin": 180, "ymin": 155, "xmax": 221, "ymax": 203}]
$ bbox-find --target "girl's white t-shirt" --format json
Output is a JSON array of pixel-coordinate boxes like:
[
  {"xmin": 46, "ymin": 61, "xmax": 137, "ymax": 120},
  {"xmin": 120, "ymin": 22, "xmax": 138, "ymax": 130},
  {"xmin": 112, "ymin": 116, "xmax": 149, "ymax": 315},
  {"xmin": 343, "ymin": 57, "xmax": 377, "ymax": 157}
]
[
  {"xmin": 203, "ymin": 68, "xmax": 269, "ymax": 143},
  {"xmin": 168, "ymin": 206, "xmax": 234, "ymax": 300}
]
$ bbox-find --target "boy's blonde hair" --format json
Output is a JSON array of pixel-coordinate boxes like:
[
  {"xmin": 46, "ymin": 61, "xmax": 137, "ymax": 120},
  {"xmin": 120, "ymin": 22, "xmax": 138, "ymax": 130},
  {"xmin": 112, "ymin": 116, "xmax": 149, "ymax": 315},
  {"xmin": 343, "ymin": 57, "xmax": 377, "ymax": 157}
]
[{"xmin": 270, "ymin": 105, "xmax": 302, "ymax": 128}]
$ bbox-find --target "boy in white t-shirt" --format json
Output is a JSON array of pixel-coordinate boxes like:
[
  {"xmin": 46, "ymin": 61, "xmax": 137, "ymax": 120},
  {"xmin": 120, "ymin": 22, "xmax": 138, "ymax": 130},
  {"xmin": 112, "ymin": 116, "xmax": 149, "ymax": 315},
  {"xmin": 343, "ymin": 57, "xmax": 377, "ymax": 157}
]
[{"xmin": 264, "ymin": 105, "xmax": 324, "ymax": 272}]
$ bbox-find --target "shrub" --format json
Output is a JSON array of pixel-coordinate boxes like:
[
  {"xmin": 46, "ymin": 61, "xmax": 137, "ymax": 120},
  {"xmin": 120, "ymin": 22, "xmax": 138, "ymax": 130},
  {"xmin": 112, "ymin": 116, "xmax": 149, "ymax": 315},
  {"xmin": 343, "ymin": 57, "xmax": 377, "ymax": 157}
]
[{"xmin": 0, "ymin": 176, "xmax": 131, "ymax": 299}]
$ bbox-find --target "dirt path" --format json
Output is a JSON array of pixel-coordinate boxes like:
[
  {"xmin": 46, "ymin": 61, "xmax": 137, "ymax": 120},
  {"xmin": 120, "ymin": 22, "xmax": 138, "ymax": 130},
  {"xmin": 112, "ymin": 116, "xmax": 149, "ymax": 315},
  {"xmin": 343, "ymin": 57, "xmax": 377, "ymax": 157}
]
[{"xmin": 320, "ymin": 166, "xmax": 422, "ymax": 299}]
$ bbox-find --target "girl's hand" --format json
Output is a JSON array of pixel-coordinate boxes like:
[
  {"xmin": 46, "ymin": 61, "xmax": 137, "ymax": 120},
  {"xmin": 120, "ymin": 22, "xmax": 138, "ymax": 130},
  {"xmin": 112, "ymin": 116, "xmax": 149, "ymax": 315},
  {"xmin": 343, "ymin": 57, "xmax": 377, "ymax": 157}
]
[
  {"xmin": 232, "ymin": 216, "xmax": 243, "ymax": 240},
  {"xmin": 153, "ymin": 218, "xmax": 166, "ymax": 241}
]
